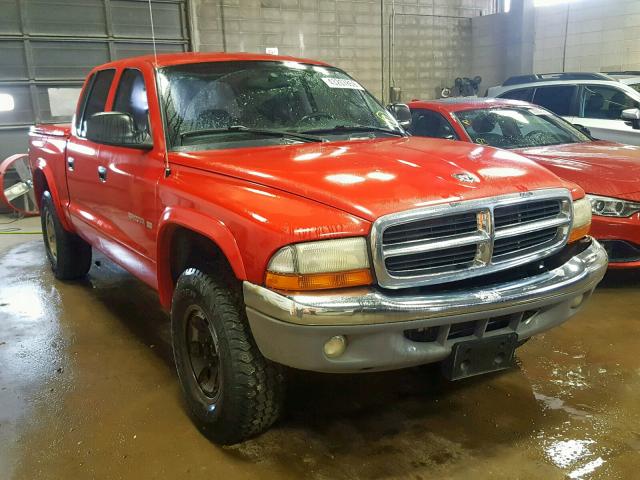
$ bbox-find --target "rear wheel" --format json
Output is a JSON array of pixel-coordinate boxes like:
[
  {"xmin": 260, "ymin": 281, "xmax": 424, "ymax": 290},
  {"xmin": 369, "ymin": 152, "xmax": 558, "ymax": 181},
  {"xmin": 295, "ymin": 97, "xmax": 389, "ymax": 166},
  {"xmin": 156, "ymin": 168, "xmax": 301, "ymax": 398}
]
[
  {"xmin": 40, "ymin": 191, "xmax": 92, "ymax": 280},
  {"xmin": 171, "ymin": 267, "xmax": 285, "ymax": 444}
]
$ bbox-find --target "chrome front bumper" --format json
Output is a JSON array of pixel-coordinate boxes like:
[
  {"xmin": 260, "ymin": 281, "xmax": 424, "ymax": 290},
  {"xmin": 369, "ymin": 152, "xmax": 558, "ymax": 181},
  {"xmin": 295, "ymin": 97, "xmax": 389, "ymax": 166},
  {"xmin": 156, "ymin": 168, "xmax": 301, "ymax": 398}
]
[{"xmin": 243, "ymin": 239, "xmax": 608, "ymax": 373}]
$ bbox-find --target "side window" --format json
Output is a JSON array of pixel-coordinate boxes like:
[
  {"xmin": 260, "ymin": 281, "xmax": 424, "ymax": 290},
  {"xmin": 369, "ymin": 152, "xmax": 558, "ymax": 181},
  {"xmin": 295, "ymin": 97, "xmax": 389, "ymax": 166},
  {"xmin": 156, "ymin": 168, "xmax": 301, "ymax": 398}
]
[
  {"xmin": 499, "ymin": 88, "xmax": 534, "ymax": 102},
  {"xmin": 409, "ymin": 109, "xmax": 458, "ymax": 140},
  {"xmin": 113, "ymin": 69, "xmax": 150, "ymax": 133},
  {"xmin": 74, "ymin": 73, "xmax": 95, "ymax": 132},
  {"xmin": 532, "ymin": 86, "xmax": 577, "ymax": 116},
  {"xmin": 581, "ymin": 85, "xmax": 639, "ymax": 120},
  {"xmin": 79, "ymin": 69, "xmax": 115, "ymax": 137}
]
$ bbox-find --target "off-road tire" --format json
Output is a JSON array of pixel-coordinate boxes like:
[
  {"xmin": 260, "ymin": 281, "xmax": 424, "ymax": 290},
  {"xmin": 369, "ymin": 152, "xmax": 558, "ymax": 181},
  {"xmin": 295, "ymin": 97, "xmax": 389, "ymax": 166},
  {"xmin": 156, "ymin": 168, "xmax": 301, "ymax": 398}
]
[
  {"xmin": 41, "ymin": 191, "xmax": 92, "ymax": 280},
  {"xmin": 171, "ymin": 268, "xmax": 285, "ymax": 444}
]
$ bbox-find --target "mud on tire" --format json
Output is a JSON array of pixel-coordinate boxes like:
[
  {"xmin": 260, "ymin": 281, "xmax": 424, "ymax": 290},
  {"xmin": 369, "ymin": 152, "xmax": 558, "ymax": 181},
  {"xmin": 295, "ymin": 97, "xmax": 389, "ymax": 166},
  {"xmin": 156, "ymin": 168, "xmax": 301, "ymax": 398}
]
[
  {"xmin": 171, "ymin": 267, "xmax": 285, "ymax": 444},
  {"xmin": 40, "ymin": 191, "xmax": 92, "ymax": 280}
]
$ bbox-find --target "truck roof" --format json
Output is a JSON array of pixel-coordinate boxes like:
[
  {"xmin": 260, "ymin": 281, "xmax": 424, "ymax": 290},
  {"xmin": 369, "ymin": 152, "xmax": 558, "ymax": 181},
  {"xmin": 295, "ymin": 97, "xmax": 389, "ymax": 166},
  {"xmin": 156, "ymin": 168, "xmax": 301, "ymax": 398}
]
[{"xmin": 98, "ymin": 51, "xmax": 330, "ymax": 70}]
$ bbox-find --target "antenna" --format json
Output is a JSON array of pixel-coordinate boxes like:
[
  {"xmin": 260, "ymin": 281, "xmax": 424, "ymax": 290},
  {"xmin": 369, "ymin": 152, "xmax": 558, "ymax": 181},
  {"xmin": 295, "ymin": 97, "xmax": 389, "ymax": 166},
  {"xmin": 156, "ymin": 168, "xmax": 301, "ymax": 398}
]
[
  {"xmin": 147, "ymin": 0, "xmax": 159, "ymax": 66},
  {"xmin": 147, "ymin": 0, "xmax": 171, "ymax": 177}
]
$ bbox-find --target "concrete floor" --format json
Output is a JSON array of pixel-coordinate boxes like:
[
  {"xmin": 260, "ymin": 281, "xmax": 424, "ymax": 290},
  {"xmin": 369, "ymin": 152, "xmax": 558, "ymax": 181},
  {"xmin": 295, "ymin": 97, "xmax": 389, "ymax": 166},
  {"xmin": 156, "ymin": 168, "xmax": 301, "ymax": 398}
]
[{"xmin": 1, "ymin": 213, "xmax": 639, "ymax": 480}]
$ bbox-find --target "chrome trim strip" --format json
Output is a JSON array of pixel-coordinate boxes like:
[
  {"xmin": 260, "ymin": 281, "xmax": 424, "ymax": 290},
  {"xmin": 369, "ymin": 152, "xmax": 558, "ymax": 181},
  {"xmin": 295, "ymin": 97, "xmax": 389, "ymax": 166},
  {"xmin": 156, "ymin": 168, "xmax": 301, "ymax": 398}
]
[
  {"xmin": 493, "ymin": 215, "xmax": 569, "ymax": 239},
  {"xmin": 243, "ymin": 239, "xmax": 608, "ymax": 326},
  {"xmin": 370, "ymin": 188, "xmax": 573, "ymax": 289},
  {"xmin": 384, "ymin": 230, "xmax": 490, "ymax": 257}
]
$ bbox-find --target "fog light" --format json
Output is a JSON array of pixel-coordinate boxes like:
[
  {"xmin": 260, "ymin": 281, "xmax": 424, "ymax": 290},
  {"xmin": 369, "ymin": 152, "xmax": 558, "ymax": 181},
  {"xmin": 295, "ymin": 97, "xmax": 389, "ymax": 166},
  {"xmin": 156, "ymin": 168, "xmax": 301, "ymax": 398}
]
[
  {"xmin": 570, "ymin": 294, "xmax": 585, "ymax": 309},
  {"xmin": 323, "ymin": 335, "xmax": 347, "ymax": 358}
]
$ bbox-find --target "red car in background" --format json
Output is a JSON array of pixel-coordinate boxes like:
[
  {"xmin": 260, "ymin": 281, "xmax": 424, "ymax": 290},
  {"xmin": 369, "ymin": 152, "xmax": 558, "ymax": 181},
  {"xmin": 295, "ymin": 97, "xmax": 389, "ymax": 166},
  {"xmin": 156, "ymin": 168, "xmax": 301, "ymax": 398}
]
[{"xmin": 408, "ymin": 98, "xmax": 640, "ymax": 268}]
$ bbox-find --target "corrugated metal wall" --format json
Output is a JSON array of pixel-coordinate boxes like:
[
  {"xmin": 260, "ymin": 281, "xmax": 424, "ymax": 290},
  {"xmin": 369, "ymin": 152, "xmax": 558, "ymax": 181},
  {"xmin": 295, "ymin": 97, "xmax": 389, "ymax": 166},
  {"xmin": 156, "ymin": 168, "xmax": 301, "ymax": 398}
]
[{"xmin": 0, "ymin": 0, "xmax": 190, "ymax": 160}]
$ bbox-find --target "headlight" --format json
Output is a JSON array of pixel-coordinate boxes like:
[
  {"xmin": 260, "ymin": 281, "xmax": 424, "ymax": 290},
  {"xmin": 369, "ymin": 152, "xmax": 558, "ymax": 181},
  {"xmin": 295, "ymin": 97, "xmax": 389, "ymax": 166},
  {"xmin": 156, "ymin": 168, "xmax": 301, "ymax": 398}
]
[
  {"xmin": 587, "ymin": 194, "xmax": 640, "ymax": 218},
  {"xmin": 569, "ymin": 198, "xmax": 592, "ymax": 243},
  {"xmin": 265, "ymin": 237, "xmax": 373, "ymax": 291}
]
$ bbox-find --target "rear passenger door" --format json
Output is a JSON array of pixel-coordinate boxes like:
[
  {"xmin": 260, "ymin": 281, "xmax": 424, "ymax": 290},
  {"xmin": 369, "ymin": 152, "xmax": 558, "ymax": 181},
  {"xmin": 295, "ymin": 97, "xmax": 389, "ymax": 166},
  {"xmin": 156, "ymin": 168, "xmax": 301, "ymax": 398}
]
[
  {"xmin": 576, "ymin": 84, "xmax": 640, "ymax": 144},
  {"xmin": 66, "ymin": 68, "xmax": 115, "ymax": 238}
]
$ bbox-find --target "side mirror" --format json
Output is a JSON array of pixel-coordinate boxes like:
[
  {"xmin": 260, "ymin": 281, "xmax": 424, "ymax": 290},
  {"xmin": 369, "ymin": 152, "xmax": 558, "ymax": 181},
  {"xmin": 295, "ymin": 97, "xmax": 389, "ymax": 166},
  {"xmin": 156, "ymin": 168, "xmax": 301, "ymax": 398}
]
[
  {"xmin": 387, "ymin": 103, "xmax": 412, "ymax": 129},
  {"xmin": 572, "ymin": 124, "xmax": 592, "ymax": 137},
  {"xmin": 621, "ymin": 108, "xmax": 640, "ymax": 130},
  {"xmin": 86, "ymin": 112, "xmax": 153, "ymax": 149}
]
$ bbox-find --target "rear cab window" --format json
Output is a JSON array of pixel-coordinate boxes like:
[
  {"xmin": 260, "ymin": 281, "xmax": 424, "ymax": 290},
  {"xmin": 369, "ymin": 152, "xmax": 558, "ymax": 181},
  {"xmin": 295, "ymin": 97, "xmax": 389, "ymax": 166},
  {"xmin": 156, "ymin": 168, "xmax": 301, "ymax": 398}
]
[{"xmin": 74, "ymin": 73, "xmax": 95, "ymax": 133}]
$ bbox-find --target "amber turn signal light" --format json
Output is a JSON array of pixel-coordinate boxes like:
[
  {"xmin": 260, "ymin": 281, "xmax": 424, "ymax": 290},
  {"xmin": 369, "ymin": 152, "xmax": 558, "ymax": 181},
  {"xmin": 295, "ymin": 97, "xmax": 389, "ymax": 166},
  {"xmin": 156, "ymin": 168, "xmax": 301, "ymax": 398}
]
[
  {"xmin": 265, "ymin": 269, "xmax": 373, "ymax": 291},
  {"xmin": 568, "ymin": 224, "xmax": 591, "ymax": 243},
  {"xmin": 569, "ymin": 198, "xmax": 592, "ymax": 243}
]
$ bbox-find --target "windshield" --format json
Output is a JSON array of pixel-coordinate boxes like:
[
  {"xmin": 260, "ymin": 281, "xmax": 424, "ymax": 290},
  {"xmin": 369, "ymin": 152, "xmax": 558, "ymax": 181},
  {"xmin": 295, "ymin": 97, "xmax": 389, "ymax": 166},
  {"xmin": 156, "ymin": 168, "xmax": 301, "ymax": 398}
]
[
  {"xmin": 157, "ymin": 61, "xmax": 402, "ymax": 150},
  {"xmin": 453, "ymin": 107, "xmax": 591, "ymax": 149},
  {"xmin": 629, "ymin": 82, "xmax": 640, "ymax": 94}
]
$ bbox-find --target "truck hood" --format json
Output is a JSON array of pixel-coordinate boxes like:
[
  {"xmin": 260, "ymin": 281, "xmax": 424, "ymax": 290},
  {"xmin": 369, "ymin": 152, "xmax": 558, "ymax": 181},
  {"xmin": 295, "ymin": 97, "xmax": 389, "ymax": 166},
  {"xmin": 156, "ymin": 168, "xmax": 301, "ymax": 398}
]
[
  {"xmin": 514, "ymin": 141, "xmax": 640, "ymax": 201},
  {"xmin": 170, "ymin": 137, "xmax": 577, "ymax": 222}
]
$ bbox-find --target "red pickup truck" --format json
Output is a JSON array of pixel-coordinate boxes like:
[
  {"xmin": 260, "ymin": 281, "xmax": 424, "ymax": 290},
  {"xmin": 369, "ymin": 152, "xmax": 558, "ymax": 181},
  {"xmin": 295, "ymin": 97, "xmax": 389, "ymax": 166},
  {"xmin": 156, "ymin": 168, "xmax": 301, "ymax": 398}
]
[{"xmin": 29, "ymin": 52, "xmax": 607, "ymax": 444}]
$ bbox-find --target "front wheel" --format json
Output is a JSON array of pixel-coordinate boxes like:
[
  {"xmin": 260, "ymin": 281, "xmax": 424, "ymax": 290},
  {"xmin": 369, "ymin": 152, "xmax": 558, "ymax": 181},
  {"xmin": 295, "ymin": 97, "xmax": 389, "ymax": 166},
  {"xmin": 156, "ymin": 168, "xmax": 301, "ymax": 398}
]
[
  {"xmin": 40, "ymin": 191, "xmax": 92, "ymax": 280},
  {"xmin": 171, "ymin": 268, "xmax": 285, "ymax": 444}
]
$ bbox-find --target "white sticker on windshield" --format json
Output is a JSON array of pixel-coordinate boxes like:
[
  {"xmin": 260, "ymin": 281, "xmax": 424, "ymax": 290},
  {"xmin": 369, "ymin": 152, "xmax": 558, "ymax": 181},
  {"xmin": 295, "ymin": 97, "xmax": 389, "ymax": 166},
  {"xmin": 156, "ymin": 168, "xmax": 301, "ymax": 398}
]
[{"xmin": 321, "ymin": 77, "xmax": 365, "ymax": 90}]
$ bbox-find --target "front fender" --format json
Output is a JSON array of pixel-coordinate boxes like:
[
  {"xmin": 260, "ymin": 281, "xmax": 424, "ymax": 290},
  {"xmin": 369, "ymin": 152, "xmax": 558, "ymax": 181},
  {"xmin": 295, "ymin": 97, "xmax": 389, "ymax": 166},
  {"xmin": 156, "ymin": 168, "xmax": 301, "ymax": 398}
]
[{"xmin": 156, "ymin": 206, "xmax": 247, "ymax": 308}]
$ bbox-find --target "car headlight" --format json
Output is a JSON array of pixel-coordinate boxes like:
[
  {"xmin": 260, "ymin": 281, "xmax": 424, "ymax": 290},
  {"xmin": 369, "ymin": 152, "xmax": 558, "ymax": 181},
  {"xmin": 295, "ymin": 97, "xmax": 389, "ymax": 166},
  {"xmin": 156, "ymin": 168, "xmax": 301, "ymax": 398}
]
[
  {"xmin": 569, "ymin": 197, "xmax": 592, "ymax": 243},
  {"xmin": 587, "ymin": 194, "xmax": 640, "ymax": 218},
  {"xmin": 265, "ymin": 237, "xmax": 373, "ymax": 291}
]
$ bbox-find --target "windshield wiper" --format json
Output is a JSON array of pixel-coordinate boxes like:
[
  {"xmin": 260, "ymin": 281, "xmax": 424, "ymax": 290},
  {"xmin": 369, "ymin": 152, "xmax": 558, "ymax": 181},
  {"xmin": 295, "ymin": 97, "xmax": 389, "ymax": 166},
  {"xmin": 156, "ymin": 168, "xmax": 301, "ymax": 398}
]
[
  {"xmin": 180, "ymin": 125, "xmax": 326, "ymax": 143},
  {"xmin": 299, "ymin": 125, "xmax": 405, "ymax": 137}
]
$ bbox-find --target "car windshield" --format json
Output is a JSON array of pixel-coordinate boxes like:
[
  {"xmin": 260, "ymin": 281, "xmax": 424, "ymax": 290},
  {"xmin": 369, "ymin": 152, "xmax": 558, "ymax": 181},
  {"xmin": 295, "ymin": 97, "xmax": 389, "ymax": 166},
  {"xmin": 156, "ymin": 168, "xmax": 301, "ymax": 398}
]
[
  {"xmin": 453, "ymin": 107, "xmax": 591, "ymax": 149},
  {"xmin": 628, "ymin": 82, "xmax": 640, "ymax": 94},
  {"xmin": 157, "ymin": 60, "xmax": 402, "ymax": 149}
]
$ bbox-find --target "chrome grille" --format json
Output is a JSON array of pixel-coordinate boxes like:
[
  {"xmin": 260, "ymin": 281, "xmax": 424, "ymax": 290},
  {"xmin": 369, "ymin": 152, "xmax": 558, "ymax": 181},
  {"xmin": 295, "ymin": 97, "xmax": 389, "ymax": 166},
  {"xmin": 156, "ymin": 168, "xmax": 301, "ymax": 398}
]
[
  {"xmin": 493, "ymin": 226, "xmax": 558, "ymax": 258},
  {"xmin": 494, "ymin": 200, "xmax": 562, "ymax": 229},
  {"xmin": 385, "ymin": 244, "xmax": 477, "ymax": 275},
  {"xmin": 370, "ymin": 189, "xmax": 573, "ymax": 289},
  {"xmin": 383, "ymin": 212, "xmax": 478, "ymax": 245}
]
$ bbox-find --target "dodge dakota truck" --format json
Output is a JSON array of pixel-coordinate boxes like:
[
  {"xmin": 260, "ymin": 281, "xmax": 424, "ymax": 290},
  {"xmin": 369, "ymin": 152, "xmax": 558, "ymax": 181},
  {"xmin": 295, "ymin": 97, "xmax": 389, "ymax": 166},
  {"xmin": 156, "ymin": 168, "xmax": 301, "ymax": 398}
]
[{"xmin": 29, "ymin": 52, "xmax": 608, "ymax": 444}]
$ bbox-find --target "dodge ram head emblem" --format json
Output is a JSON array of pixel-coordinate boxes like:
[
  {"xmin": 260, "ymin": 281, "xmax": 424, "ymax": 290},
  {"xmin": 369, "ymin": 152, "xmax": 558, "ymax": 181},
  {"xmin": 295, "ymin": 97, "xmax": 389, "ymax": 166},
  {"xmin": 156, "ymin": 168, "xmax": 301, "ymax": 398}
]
[{"xmin": 452, "ymin": 172, "xmax": 479, "ymax": 183}]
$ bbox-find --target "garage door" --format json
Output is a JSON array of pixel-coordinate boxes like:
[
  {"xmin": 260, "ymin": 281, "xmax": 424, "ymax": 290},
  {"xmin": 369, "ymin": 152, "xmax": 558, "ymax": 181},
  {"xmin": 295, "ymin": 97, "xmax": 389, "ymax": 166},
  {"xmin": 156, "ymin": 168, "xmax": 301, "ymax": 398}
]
[{"xmin": 0, "ymin": 0, "xmax": 190, "ymax": 161}]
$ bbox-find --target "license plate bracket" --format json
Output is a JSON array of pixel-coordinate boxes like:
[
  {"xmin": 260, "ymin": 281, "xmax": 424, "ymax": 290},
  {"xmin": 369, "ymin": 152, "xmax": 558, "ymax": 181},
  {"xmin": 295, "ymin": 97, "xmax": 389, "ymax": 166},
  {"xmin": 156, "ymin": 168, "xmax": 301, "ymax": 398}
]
[{"xmin": 442, "ymin": 333, "xmax": 518, "ymax": 381}]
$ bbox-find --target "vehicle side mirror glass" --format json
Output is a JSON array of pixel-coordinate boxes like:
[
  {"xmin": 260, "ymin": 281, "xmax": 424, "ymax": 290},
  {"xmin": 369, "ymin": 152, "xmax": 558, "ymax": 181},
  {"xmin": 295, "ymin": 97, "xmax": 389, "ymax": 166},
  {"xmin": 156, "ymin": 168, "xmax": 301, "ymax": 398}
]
[
  {"xmin": 621, "ymin": 108, "xmax": 640, "ymax": 129},
  {"xmin": 86, "ymin": 112, "xmax": 153, "ymax": 149},
  {"xmin": 387, "ymin": 103, "xmax": 412, "ymax": 129},
  {"xmin": 572, "ymin": 124, "xmax": 592, "ymax": 137}
]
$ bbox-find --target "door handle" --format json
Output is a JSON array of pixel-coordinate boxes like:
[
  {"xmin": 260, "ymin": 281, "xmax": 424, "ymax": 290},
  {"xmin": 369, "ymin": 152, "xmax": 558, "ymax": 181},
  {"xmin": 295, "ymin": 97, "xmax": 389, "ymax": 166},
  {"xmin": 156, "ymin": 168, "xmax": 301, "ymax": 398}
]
[
  {"xmin": 98, "ymin": 165, "xmax": 107, "ymax": 183},
  {"xmin": 67, "ymin": 156, "xmax": 75, "ymax": 171}
]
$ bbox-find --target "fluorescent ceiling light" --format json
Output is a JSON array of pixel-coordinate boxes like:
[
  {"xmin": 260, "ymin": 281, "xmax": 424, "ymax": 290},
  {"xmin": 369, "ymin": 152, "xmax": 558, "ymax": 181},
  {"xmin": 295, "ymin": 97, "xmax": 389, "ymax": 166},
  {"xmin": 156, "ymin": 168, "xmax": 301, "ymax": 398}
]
[{"xmin": 0, "ymin": 93, "xmax": 14, "ymax": 112}]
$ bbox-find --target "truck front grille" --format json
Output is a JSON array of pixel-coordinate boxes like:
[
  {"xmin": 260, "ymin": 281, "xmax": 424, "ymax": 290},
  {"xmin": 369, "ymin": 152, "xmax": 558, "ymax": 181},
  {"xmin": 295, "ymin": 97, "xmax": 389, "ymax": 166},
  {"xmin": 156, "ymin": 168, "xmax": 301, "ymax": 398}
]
[
  {"xmin": 494, "ymin": 200, "xmax": 562, "ymax": 228},
  {"xmin": 385, "ymin": 244, "xmax": 478, "ymax": 275},
  {"xmin": 493, "ymin": 226, "xmax": 558, "ymax": 258},
  {"xmin": 383, "ymin": 212, "xmax": 478, "ymax": 245},
  {"xmin": 370, "ymin": 189, "xmax": 573, "ymax": 288}
]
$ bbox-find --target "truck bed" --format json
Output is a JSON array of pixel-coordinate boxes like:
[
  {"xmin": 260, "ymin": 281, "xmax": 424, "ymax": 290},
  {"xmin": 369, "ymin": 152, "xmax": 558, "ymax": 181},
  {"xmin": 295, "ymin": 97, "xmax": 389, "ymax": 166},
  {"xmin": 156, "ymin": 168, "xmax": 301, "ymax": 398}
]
[{"xmin": 29, "ymin": 123, "xmax": 72, "ymax": 224}]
